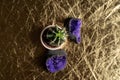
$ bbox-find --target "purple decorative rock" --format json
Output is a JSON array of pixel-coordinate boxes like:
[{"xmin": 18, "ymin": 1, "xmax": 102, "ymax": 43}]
[
  {"xmin": 69, "ymin": 18, "xmax": 82, "ymax": 43},
  {"xmin": 46, "ymin": 49, "xmax": 67, "ymax": 73}
]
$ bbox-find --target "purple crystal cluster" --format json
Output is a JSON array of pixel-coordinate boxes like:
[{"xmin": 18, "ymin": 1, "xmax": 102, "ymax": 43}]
[
  {"xmin": 69, "ymin": 18, "xmax": 82, "ymax": 43},
  {"xmin": 46, "ymin": 55, "xmax": 66, "ymax": 73},
  {"xmin": 45, "ymin": 50, "xmax": 67, "ymax": 73}
]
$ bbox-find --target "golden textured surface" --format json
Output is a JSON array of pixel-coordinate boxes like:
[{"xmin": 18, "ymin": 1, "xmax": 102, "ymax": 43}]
[{"xmin": 0, "ymin": 0, "xmax": 120, "ymax": 80}]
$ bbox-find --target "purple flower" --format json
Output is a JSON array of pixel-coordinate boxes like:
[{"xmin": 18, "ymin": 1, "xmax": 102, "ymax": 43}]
[
  {"xmin": 46, "ymin": 50, "xmax": 67, "ymax": 73},
  {"xmin": 69, "ymin": 18, "xmax": 82, "ymax": 43}
]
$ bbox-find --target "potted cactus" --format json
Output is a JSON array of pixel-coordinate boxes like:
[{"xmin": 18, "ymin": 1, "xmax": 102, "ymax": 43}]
[{"xmin": 40, "ymin": 25, "xmax": 67, "ymax": 50}]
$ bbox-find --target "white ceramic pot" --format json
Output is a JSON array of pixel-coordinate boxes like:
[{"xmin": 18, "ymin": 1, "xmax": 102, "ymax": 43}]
[{"xmin": 40, "ymin": 25, "xmax": 67, "ymax": 50}]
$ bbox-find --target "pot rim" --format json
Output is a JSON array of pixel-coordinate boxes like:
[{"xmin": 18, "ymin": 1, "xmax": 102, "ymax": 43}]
[{"xmin": 40, "ymin": 25, "xmax": 66, "ymax": 50}]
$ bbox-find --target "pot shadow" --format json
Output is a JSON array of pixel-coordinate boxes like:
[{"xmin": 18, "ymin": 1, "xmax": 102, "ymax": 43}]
[
  {"xmin": 64, "ymin": 17, "xmax": 72, "ymax": 31},
  {"xmin": 29, "ymin": 23, "xmax": 48, "ymax": 71}
]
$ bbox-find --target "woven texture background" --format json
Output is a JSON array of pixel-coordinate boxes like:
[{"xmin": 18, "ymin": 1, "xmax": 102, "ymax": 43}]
[{"xmin": 0, "ymin": 0, "xmax": 120, "ymax": 80}]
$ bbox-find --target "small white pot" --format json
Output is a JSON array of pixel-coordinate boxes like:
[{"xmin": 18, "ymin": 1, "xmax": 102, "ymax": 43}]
[{"xmin": 40, "ymin": 25, "xmax": 66, "ymax": 50}]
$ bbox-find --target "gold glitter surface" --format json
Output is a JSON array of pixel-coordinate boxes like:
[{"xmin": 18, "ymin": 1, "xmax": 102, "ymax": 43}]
[{"xmin": 0, "ymin": 0, "xmax": 120, "ymax": 80}]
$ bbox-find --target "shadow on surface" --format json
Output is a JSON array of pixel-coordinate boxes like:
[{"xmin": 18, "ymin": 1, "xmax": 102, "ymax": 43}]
[{"xmin": 29, "ymin": 23, "xmax": 48, "ymax": 71}]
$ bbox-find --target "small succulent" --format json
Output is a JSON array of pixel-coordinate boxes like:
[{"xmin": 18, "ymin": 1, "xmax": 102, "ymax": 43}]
[{"xmin": 46, "ymin": 26, "xmax": 67, "ymax": 47}]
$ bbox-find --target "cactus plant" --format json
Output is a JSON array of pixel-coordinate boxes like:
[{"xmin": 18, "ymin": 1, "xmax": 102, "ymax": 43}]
[
  {"xmin": 45, "ymin": 26, "xmax": 66, "ymax": 47},
  {"xmin": 41, "ymin": 25, "xmax": 67, "ymax": 50}
]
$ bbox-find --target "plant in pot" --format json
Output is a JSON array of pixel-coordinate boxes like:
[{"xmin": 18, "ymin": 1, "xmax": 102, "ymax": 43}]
[{"xmin": 40, "ymin": 25, "xmax": 67, "ymax": 50}]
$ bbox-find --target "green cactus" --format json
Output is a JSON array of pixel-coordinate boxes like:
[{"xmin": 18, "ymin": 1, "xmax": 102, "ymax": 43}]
[{"xmin": 46, "ymin": 26, "xmax": 67, "ymax": 47}]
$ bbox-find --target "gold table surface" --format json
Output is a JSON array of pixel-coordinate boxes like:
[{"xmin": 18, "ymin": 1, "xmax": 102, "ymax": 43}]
[{"xmin": 0, "ymin": 0, "xmax": 120, "ymax": 80}]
